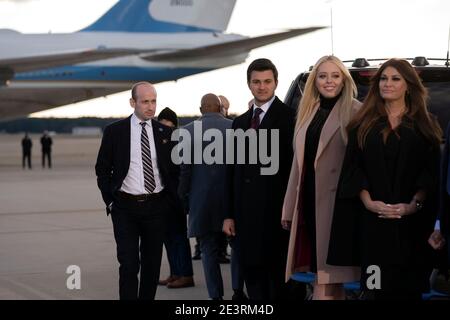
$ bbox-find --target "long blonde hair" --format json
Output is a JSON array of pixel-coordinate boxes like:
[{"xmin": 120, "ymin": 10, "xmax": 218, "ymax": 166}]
[{"xmin": 295, "ymin": 55, "xmax": 357, "ymax": 143}]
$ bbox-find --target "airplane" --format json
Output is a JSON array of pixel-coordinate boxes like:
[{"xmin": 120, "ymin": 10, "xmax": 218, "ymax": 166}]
[{"xmin": 0, "ymin": 0, "xmax": 324, "ymax": 120}]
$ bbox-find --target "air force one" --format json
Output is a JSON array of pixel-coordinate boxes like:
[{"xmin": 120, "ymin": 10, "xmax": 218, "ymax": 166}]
[{"xmin": 0, "ymin": 0, "xmax": 324, "ymax": 119}]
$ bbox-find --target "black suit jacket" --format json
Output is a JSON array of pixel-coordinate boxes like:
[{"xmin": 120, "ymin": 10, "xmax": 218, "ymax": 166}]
[
  {"xmin": 95, "ymin": 115, "xmax": 178, "ymax": 215},
  {"xmin": 225, "ymin": 97, "xmax": 295, "ymax": 267}
]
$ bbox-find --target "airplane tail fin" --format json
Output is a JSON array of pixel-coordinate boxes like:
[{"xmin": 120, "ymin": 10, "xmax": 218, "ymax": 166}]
[{"xmin": 81, "ymin": 0, "xmax": 236, "ymax": 33}]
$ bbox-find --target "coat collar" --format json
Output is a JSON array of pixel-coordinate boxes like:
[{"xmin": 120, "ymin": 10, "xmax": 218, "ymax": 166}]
[
  {"xmin": 295, "ymin": 98, "xmax": 341, "ymax": 169},
  {"xmin": 150, "ymin": 119, "xmax": 166, "ymax": 163},
  {"xmin": 250, "ymin": 95, "xmax": 275, "ymax": 118},
  {"xmin": 314, "ymin": 98, "xmax": 342, "ymax": 167},
  {"xmin": 242, "ymin": 96, "xmax": 281, "ymax": 129},
  {"xmin": 258, "ymin": 96, "xmax": 282, "ymax": 130},
  {"xmin": 125, "ymin": 116, "xmax": 166, "ymax": 164}
]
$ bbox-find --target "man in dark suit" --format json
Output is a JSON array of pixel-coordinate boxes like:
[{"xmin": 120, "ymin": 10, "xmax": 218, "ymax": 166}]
[
  {"xmin": 40, "ymin": 130, "xmax": 52, "ymax": 169},
  {"xmin": 178, "ymin": 93, "xmax": 232, "ymax": 300},
  {"xmin": 95, "ymin": 82, "xmax": 177, "ymax": 300},
  {"xmin": 223, "ymin": 58, "xmax": 295, "ymax": 300},
  {"xmin": 21, "ymin": 133, "xmax": 32, "ymax": 169}
]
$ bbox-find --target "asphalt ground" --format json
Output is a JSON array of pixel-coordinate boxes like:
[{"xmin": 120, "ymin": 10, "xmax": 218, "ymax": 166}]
[{"xmin": 0, "ymin": 133, "xmax": 233, "ymax": 300}]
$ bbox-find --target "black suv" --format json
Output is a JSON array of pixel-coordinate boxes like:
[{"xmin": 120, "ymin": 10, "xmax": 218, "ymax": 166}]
[{"xmin": 284, "ymin": 57, "xmax": 450, "ymax": 131}]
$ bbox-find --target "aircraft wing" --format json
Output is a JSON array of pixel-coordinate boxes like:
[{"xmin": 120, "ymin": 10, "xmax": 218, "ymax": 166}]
[
  {"xmin": 0, "ymin": 48, "xmax": 149, "ymax": 79},
  {"xmin": 0, "ymin": 86, "xmax": 129, "ymax": 120},
  {"xmin": 143, "ymin": 27, "xmax": 325, "ymax": 61}
]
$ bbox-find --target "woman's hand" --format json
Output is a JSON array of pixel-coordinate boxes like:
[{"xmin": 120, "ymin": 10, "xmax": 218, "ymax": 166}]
[
  {"xmin": 364, "ymin": 199, "xmax": 403, "ymax": 219},
  {"xmin": 387, "ymin": 202, "xmax": 416, "ymax": 218},
  {"xmin": 360, "ymin": 190, "xmax": 413, "ymax": 219}
]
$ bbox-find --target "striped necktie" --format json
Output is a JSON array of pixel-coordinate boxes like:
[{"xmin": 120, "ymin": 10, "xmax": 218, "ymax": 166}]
[{"xmin": 140, "ymin": 122, "xmax": 156, "ymax": 193}]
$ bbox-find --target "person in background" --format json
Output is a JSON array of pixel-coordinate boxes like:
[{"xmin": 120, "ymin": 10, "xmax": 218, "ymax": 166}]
[
  {"xmin": 219, "ymin": 95, "xmax": 230, "ymax": 118},
  {"xmin": 157, "ymin": 107, "xmax": 195, "ymax": 289},
  {"xmin": 178, "ymin": 93, "xmax": 232, "ymax": 300},
  {"xmin": 40, "ymin": 130, "xmax": 53, "ymax": 169},
  {"xmin": 21, "ymin": 133, "xmax": 32, "ymax": 169},
  {"xmin": 216, "ymin": 94, "xmax": 232, "ymax": 264},
  {"xmin": 219, "ymin": 94, "xmax": 247, "ymax": 300}
]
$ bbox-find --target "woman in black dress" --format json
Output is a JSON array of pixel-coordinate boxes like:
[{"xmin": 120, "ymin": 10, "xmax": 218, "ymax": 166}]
[{"xmin": 328, "ymin": 58, "xmax": 442, "ymax": 300}]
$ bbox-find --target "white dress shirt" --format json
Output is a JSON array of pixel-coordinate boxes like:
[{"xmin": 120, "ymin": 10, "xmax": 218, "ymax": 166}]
[
  {"xmin": 250, "ymin": 95, "xmax": 275, "ymax": 123},
  {"xmin": 120, "ymin": 113, "xmax": 164, "ymax": 195}
]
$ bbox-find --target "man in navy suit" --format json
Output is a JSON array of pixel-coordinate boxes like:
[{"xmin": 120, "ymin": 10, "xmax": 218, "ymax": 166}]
[
  {"xmin": 95, "ymin": 82, "xmax": 177, "ymax": 300},
  {"xmin": 223, "ymin": 59, "xmax": 295, "ymax": 300}
]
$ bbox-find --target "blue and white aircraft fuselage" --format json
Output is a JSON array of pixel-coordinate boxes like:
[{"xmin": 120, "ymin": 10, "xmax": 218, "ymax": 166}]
[
  {"xmin": 0, "ymin": 0, "xmax": 323, "ymax": 119},
  {"xmin": 5, "ymin": 31, "xmax": 246, "ymax": 82}
]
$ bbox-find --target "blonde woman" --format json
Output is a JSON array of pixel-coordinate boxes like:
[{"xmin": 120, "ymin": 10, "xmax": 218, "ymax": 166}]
[{"xmin": 281, "ymin": 56, "xmax": 361, "ymax": 300}]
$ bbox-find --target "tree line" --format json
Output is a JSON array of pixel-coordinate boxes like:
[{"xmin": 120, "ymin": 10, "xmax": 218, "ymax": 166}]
[{"xmin": 0, "ymin": 116, "xmax": 202, "ymax": 134}]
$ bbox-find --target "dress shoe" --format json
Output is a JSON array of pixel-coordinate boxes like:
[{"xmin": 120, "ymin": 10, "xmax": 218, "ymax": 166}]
[
  {"xmin": 167, "ymin": 276, "xmax": 195, "ymax": 289},
  {"xmin": 158, "ymin": 275, "xmax": 179, "ymax": 286}
]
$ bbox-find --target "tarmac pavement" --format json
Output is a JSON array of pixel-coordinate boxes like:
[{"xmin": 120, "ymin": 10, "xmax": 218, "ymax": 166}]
[{"xmin": 0, "ymin": 134, "xmax": 233, "ymax": 300}]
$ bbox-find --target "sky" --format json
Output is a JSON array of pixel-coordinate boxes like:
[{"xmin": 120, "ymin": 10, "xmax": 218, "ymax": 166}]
[{"xmin": 0, "ymin": 0, "xmax": 449, "ymax": 118}]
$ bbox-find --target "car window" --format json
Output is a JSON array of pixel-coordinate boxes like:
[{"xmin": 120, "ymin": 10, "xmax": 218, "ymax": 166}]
[{"xmin": 284, "ymin": 66, "xmax": 450, "ymax": 131}]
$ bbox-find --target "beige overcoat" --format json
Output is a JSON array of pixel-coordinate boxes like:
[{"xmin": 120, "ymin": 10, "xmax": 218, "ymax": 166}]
[{"xmin": 282, "ymin": 98, "xmax": 361, "ymax": 284}]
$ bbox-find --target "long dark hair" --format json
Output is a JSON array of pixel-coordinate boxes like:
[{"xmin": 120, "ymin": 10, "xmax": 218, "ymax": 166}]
[{"xmin": 348, "ymin": 58, "xmax": 442, "ymax": 148}]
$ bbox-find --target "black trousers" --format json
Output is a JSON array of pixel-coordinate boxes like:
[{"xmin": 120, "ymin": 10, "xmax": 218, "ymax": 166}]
[
  {"xmin": 110, "ymin": 192, "xmax": 168, "ymax": 300},
  {"xmin": 42, "ymin": 151, "xmax": 51, "ymax": 168},
  {"xmin": 22, "ymin": 152, "xmax": 31, "ymax": 169}
]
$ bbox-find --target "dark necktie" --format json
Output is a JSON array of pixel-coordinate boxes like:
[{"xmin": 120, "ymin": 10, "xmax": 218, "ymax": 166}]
[
  {"xmin": 250, "ymin": 107, "xmax": 263, "ymax": 129},
  {"xmin": 140, "ymin": 122, "xmax": 156, "ymax": 193}
]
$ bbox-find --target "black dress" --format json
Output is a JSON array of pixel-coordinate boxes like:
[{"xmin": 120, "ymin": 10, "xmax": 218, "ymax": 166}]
[
  {"xmin": 327, "ymin": 117, "xmax": 440, "ymax": 299},
  {"xmin": 302, "ymin": 94, "xmax": 340, "ymax": 272}
]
